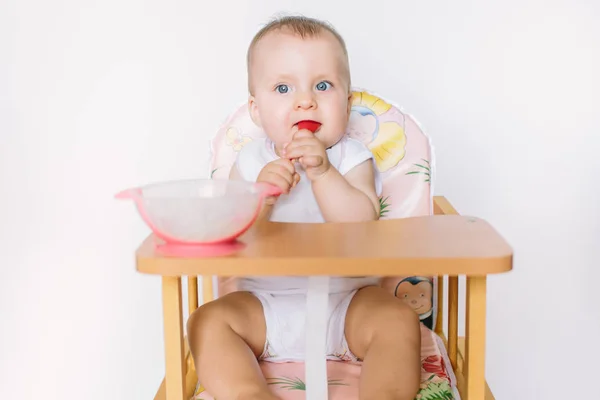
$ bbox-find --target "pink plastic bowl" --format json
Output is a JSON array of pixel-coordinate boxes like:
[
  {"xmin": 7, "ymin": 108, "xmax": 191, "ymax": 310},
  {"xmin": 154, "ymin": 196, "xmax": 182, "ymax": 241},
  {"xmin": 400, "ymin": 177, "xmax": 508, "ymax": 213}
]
[{"xmin": 116, "ymin": 179, "xmax": 281, "ymax": 245}]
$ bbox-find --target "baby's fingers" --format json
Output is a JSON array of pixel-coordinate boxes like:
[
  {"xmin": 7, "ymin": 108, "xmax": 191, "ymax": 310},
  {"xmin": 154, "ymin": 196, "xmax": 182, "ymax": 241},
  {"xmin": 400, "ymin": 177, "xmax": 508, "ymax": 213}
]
[
  {"xmin": 299, "ymin": 155, "xmax": 323, "ymax": 168},
  {"xmin": 263, "ymin": 172, "xmax": 292, "ymax": 193},
  {"xmin": 272, "ymin": 157, "xmax": 296, "ymax": 176},
  {"xmin": 292, "ymin": 172, "xmax": 301, "ymax": 187},
  {"xmin": 285, "ymin": 145, "xmax": 313, "ymax": 161},
  {"xmin": 292, "ymin": 129, "xmax": 315, "ymax": 140}
]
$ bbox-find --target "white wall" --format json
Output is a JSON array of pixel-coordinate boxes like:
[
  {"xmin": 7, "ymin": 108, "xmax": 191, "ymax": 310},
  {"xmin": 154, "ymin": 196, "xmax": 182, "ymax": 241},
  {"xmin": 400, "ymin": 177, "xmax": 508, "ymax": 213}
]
[{"xmin": 1, "ymin": 0, "xmax": 598, "ymax": 399}]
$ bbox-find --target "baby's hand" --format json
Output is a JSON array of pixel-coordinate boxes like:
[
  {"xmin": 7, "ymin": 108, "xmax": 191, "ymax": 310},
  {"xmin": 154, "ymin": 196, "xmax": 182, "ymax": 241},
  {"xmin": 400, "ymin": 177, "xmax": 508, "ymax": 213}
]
[
  {"xmin": 256, "ymin": 158, "xmax": 300, "ymax": 205},
  {"xmin": 283, "ymin": 129, "xmax": 331, "ymax": 181}
]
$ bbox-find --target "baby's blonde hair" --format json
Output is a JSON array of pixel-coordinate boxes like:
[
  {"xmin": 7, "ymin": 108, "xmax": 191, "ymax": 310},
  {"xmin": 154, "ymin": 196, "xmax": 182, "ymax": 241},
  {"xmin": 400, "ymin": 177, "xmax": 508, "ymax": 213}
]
[{"xmin": 247, "ymin": 15, "xmax": 350, "ymax": 93}]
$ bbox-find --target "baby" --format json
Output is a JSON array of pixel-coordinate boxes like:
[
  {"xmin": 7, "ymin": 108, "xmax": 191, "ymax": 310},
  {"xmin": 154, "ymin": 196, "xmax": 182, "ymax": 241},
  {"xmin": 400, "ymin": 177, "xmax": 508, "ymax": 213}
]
[{"xmin": 187, "ymin": 16, "xmax": 421, "ymax": 400}]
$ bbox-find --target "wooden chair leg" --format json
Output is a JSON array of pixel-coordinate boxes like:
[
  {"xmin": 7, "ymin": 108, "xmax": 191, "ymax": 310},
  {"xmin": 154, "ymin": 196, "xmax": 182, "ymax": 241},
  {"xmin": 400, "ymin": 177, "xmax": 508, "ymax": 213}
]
[
  {"xmin": 465, "ymin": 276, "xmax": 487, "ymax": 400},
  {"xmin": 435, "ymin": 275, "xmax": 444, "ymax": 335},
  {"xmin": 162, "ymin": 276, "xmax": 186, "ymax": 400},
  {"xmin": 188, "ymin": 276, "xmax": 198, "ymax": 314},
  {"xmin": 202, "ymin": 275, "xmax": 214, "ymax": 304},
  {"xmin": 448, "ymin": 276, "xmax": 459, "ymax": 369}
]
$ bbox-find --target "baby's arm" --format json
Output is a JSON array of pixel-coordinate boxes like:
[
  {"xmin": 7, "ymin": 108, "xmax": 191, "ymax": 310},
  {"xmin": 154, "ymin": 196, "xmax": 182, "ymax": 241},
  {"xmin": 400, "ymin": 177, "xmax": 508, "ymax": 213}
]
[{"xmin": 311, "ymin": 160, "xmax": 380, "ymax": 222}]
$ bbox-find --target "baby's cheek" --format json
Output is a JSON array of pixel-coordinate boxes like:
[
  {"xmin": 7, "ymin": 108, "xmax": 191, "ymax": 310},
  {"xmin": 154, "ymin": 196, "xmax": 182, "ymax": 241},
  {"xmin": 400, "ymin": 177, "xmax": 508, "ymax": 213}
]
[{"xmin": 263, "ymin": 120, "xmax": 288, "ymax": 142}]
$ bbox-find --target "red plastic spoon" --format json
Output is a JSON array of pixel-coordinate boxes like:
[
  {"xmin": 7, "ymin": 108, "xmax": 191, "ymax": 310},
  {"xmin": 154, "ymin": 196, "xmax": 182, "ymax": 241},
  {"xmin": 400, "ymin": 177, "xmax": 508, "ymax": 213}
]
[{"xmin": 297, "ymin": 120, "xmax": 321, "ymax": 133}]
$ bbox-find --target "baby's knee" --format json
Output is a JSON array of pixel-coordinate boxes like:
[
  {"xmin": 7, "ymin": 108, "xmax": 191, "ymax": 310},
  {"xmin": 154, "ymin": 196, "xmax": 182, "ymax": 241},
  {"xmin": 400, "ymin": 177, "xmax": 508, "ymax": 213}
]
[
  {"xmin": 373, "ymin": 296, "xmax": 421, "ymax": 333},
  {"xmin": 347, "ymin": 288, "xmax": 421, "ymax": 352},
  {"xmin": 186, "ymin": 298, "xmax": 228, "ymax": 337}
]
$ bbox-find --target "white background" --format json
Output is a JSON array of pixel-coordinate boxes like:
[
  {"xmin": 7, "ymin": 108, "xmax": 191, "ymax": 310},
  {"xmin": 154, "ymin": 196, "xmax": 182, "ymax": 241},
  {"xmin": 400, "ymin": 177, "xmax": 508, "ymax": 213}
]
[{"xmin": 1, "ymin": 0, "xmax": 599, "ymax": 399}]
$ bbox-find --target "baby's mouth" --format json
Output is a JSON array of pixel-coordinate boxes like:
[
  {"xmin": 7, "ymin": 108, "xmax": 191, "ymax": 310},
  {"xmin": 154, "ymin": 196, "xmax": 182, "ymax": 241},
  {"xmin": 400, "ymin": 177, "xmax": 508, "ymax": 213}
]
[{"xmin": 296, "ymin": 120, "xmax": 321, "ymax": 133}]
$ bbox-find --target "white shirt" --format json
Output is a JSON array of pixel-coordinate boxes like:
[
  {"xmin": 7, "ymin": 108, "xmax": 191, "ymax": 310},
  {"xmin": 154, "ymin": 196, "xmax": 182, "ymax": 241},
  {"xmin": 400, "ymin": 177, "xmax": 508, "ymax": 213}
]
[{"xmin": 234, "ymin": 136, "xmax": 382, "ymax": 294}]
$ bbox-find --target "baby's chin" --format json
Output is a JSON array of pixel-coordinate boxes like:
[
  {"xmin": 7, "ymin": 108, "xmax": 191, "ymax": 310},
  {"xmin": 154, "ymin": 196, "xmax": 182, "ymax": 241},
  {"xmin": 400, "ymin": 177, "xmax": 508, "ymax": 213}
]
[{"xmin": 320, "ymin": 133, "xmax": 346, "ymax": 148}]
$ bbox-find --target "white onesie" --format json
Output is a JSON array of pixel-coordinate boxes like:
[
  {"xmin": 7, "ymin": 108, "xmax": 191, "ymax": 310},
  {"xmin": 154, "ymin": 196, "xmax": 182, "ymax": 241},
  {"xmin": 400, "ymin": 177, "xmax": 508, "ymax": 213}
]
[{"xmin": 234, "ymin": 135, "xmax": 382, "ymax": 363}]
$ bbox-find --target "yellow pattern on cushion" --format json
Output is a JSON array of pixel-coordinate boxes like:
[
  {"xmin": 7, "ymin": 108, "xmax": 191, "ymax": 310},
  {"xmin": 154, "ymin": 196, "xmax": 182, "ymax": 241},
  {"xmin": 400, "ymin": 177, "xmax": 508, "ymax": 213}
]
[
  {"xmin": 351, "ymin": 91, "xmax": 392, "ymax": 115},
  {"xmin": 369, "ymin": 121, "xmax": 407, "ymax": 172},
  {"xmin": 226, "ymin": 127, "xmax": 252, "ymax": 152},
  {"xmin": 351, "ymin": 91, "xmax": 406, "ymax": 172}
]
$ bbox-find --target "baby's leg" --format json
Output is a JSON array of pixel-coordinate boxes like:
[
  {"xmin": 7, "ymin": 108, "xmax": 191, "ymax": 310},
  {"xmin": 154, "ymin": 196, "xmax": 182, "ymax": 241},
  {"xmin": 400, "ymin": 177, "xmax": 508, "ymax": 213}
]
[
  {"xmin": 345, "ymin": 286, "xmax": 421, "ymax": 400},
  {"xmin": 186, "ymin": 291, "xmax": 278, "ymax": 400}
]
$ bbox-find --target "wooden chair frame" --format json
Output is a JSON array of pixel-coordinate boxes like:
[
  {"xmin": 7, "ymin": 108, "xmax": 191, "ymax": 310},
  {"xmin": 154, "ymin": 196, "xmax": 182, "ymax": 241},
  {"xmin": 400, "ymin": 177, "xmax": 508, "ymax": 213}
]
[{"xmin": 134, "ymin": 196, "xmax": 512, "ymax": 400}]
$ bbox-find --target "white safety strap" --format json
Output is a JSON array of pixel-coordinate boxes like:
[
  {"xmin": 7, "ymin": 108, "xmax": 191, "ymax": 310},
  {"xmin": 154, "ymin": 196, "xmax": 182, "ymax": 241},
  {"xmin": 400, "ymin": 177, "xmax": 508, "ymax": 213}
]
[{"xmin": 305, "ymin": 276, "xmax": 329, "ymax": 400}]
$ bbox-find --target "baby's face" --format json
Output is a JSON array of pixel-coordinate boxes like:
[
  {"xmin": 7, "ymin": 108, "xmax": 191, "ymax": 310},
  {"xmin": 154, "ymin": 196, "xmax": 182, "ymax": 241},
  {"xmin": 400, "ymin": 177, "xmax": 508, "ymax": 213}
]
[{"xmin": 248, "ymin": 30, "xmax": 351, "ymax": 155}]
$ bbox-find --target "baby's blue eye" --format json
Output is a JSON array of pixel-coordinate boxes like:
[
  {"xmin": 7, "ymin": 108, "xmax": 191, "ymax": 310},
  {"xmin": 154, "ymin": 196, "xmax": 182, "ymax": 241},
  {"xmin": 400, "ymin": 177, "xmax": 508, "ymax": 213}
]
[
  {"xmin": 276, "ymin": 84, "xmax": 289, "ymax": 94},
  {"xmin": 316, "ymin": 81, "xmax": 331, "ymax": 91}
]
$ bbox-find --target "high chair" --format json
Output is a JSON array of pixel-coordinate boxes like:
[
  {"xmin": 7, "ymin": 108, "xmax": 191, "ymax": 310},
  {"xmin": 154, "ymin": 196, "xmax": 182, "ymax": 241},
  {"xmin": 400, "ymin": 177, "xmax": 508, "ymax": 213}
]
[{"xmin": 130, "ymin": 89, "xmax": 513, "ymax": 400}]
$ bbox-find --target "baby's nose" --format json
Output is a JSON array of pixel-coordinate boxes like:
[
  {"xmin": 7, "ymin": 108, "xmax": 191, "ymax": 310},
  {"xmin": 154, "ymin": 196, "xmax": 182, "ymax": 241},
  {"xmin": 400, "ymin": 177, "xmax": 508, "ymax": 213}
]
[{"xmin": 295, "ymin": 92, "xmax": 317, "ymax": 110}]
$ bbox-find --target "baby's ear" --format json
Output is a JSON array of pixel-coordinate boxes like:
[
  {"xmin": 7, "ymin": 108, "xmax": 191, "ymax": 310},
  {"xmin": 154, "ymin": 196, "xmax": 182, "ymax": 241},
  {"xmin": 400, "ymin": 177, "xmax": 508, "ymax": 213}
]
[
  {"xmin": 346, "ymin": 90, "xmax": 353, "ymax": 116},
  {"xmin": 248, "ymin": 96, "xmax": 262, "ymax": 127}
]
